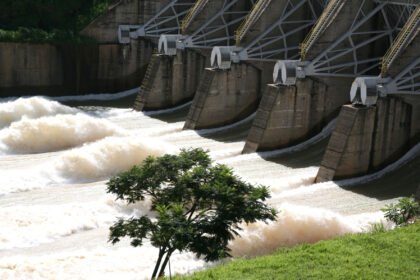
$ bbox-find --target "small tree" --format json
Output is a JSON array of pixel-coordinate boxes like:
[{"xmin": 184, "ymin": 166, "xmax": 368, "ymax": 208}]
[
  {"xmin": 107, "ymin": 148, "xmax": 277, "ymax": 279},
  {"xmin": 382, "ymin": 196, "xmax": 420, "ymax": 226}
]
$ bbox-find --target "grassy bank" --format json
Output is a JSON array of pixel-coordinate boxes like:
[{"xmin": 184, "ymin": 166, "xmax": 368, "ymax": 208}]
[{"xmin": 178, "ymin": 222, "xmax": 420, "ymax": 279}]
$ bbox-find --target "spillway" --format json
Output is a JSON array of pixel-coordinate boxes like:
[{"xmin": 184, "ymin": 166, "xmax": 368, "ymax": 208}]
[{"xmin": 0, "ymin": 93, "xmax": 416, "ymax": 279}]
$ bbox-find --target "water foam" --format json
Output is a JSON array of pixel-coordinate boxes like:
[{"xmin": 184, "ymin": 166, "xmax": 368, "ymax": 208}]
[
  {"xmin": 0, "ymin": 200, "xmax": 115, "ymax": 250},
  {"xmin": 0, "ymin": 114, "xmax": 124, "ymax": 154},
  {"xmin": 0, "ymin": 246, "xmax": 206, "ymax": 280},
  {"xmin": 0, "ymin": 97, "xmax": 78, "ymax": 128},
  {"xmin": 0, "ymin": 165, "xmax": 53, "ymax": 195},
  {"xmin": 54, "ymin": 136, "xmax": 172, "ymax": 182},
  {"xmin": 229, "ymin": 204, "xmax": 384, "ymax": 257}
]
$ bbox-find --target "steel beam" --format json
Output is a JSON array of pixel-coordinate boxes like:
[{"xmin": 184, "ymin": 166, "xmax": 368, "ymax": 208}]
[{"xmin": 274, "ymin": 0, "xmax": 417, "ymax": 85}]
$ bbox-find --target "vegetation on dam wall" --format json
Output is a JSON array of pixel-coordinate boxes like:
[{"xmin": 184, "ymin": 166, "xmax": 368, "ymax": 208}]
[
  {"xmin": 0, "ymin": 0, "xmax": 113, "ymax": 43},
  {"xmin": 0, "ymin": 1, "xmax": 154, "ymax": 96}
]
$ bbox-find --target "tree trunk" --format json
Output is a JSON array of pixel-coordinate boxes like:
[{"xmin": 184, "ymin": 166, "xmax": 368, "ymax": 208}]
[
  {"xmin": 151, "ymin": 249, "xmax": 165, "ymax": 280},
  {"xmin": 158, "ymin": 249, "xmax": 175, "ymax": 278}
]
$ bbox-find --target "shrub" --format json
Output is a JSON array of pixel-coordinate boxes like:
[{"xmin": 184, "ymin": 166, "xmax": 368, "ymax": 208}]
[{"xmin": 382, "ymin": 197, "xmax": 420, "ymax": 226}]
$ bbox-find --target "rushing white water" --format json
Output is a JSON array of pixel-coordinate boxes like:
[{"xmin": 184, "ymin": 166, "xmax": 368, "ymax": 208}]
[
  {"xmin": 0, "ymin": 96, "xmax": 415, "ymax": 279},
  {"xmin": 0, "ymin": 97, "xmax": 79, "ymax": 128},
  {"xmin": 55, "ymin": 136, "xmax": 173, "ymax": 182},
  {"xmin": 230, "ymin": 204, "xmax": 385, "ymax": 257},
  {"xmin": 0, "ymin": 114, "xmax": 124, "ymax": 154}
]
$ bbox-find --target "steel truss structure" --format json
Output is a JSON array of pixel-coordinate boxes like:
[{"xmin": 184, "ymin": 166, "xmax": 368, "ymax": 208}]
[
  {"xmin": 118, "ymin": 0, "xmax": 196, "ymax": 44},
  {"xmin": 350, "ymin": 5, "xmax": 419, "ymax": 106},
  {"xmin": 211, "ymin": 0, "xmax": 327, "ymax": 69},
  {"xmin": 158, "ymin": 0, "xmax": 257, "ymax": 56},
  {"xmin": 274, "ymin": 0, "xmax": 417, "ymax": 85}
]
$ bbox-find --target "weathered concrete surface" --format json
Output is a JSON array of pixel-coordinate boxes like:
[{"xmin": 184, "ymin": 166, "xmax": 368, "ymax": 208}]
[
  {"xmin": 371, "ymin": 98, "xmax": 412, "ymax": 170},
  {"xmin": 81, "ymin": 0, "xmax": 172, "ymax": 43},
  {"xmin": 134, "ymin": 49, "xmax": 206, "ymax": 110},
  {"xmin": 243, "ymin": 77, "xmax": 352, "ymax": 153},
  {"xmin": 316, "ymin": 105, "xmax": 377, "ymax": 182},
  {"xmin": 416, "ymin": 185, "xmax": 420, "ymax": 202},
  {"xmin": 0, "ymin": 41, "xmax": 153, "ymax": 96},
  {"xmin": 316, "ymin": 97, "xmax": 416, "ymax": 182},
  {"xmin": 184, "ymin": 63, "xmax": 263, "ymax": 129},
  {"xmin": 135, "ymin": 0, "xmax": 256, "ymax": 111}
]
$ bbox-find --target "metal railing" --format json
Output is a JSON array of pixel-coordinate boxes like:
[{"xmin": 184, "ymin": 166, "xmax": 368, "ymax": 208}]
[
  {"xmin": 234, "ymin": 0, "xmax": 273, "ymax": 45},
  {"xmin": 181, "ymin": 0, "xmax": 210, "ymax": 33},
  {"xmin": 381, "ymin": 5, "xmax": 420, "ymax": 76},
  {"xmin": 300, "ymin": 0, "xmax": 346, "ymax": 59}
]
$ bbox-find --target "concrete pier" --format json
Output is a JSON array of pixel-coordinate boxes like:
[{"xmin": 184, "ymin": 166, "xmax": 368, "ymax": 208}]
[
  {"xmin": 243, "ymin": 0, "xmax": 396, "ymax": 153},
  {"xmin": 243, "ymin": 77, "xmax": 351, "ymax": 153},
  {"xmin": 134, "ymin": 49, "xmax": 207, "ymax": 110},
  {"xmin": 184, "ymin": 0, "xmax": 322, "ymax": 128},
  {"xmin": 316, "ymin": 105, "xmax": 376, "ymax": 182},
  {"xmin": 184, "ymin": 63, "xmax": 264, "ymax": 129},
  {"xmin": 134, "ymin": 0, "xmax": 255, "ymax": 111},
  {"xmin": 316, "ymin": 97, "xmax": 413, "ymax": 182}
]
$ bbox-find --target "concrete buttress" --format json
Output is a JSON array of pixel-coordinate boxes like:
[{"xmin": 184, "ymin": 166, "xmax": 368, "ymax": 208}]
[
  {"xmin": 184, "ymin": 63, "xmax": 262, "ymax": 129},
  {"xmin": 316, "ymin": 97, "xmax": 414, "ymax": 182},
  {"xmin": 134, "ymin": 49, "xmax": 207, "ymax": 110}
]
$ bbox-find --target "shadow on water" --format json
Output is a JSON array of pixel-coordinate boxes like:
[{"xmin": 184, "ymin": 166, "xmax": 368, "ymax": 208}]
[
  {"xmin": 147, "ymin": 104, "xmax": 191, "ymax": 123},
  {"xmin": 338, "ymin": 153, "xmax": 420, "ymax": 201},
  {"xmin": 62, "ymin": 94, "xmax": 137, "ymax": 108},
  {"xmin": 196, "ymin": 118, "xmax": 254, "ymax": 144},
  {"xmin": 262, "ymin": 137, "xmax": 331, "ymax": 169}
]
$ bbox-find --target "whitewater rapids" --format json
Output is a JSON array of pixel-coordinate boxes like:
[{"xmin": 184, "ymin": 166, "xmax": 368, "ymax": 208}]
[
  {"xmin": 0, "ymin": 97, "xmax": 78, "ymax": 128},
  {"xmin": 0, "ymin": 94, "xmax": 414, "ymax": 279}
]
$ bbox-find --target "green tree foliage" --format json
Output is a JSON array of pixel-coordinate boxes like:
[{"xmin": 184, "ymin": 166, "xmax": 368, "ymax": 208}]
[
  {"xmin": 382, "ymin": 197, "xmax": 420, "ymax": 226},
  {"xmin": 107, "ymin": 148, "xmax": 277, "ymax": 279},
  {"xmin": 0, "ymin": 0, "xmax": 112, "ymax": 42},
  {"xmin": 0, "ymin": 0, "xmax": 111, "ymax": 31}
]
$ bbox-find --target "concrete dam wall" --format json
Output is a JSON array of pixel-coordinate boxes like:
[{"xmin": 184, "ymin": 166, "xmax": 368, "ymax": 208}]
[
  {"xmin": 1, "ymin": 0, "xmax": 419, "ymax": 182},
  {"xmin": 0, "ymin": 41, "xmax": 153, "ymax": 96}
]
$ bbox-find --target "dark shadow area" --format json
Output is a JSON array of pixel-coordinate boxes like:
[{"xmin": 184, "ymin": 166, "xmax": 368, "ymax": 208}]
[
  {"xmin": 262, "ymin": 137, "xmax": 330, "ymax": 169},
  {"xmin": 146, "ymin": 103, "xmax": 191, "ymax": 123},
  {"xmin": 338, "ymin": 153, "xmax": 420, "ymax": 201},
  {"xmin": 63, "ymin": 93, "xmax": 138, "ymax": 108},
  {"xmin": 196, "ymin": 118, "xmax": 254, "ymax": 144}
]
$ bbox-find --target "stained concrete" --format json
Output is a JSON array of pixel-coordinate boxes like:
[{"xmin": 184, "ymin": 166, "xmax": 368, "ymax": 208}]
[
  {"xmin": 316, "ymin": 97, "xmax": 416, "ymax": 182},
  {"xmin": 243, "ymin": 77, "xmax": 352, "ymax": 153},
  {"xmin": 371, "ymin": 98, "xmax": 412, "ymax": 170},
  {"xmin": 184, "ymin": 63, "xmax": 262, "ymax": 129},
  {"xmin": 81, "ymin": 0, "xmax": 173, "ymax": 43},
  {"xmin": 133, "ymin": 0, "xmax": 257, "ymax": 111},
  {"xmin": 0, "ymin": 0, "xmax": 172, "ymax": 96},
  {"xmin": 134, "ymin": 49, "xmax": 207, "ymax": 110},
  {"xmin": 316, "ymin": 105, "xmax": 377, "ymax": 182},
  {"xmin": 0, "ymin": 41, "xmax": 153, "ymax": 96}
]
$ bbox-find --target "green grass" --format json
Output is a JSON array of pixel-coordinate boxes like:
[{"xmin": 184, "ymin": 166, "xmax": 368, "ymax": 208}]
[{"xmin": 178, "ymin": 222, "xmax": 420, "ymax": 280}]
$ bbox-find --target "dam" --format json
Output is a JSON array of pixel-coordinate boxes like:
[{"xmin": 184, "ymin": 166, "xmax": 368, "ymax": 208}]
[{"xmin": 0, "ymin": 0, "xmax": 419, "ymax": 278}]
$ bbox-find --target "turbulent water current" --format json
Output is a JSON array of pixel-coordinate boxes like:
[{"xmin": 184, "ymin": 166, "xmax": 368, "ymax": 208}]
[{"xmin": 1, "ymin": 92, "xmax": 418, "ymax": 279}]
